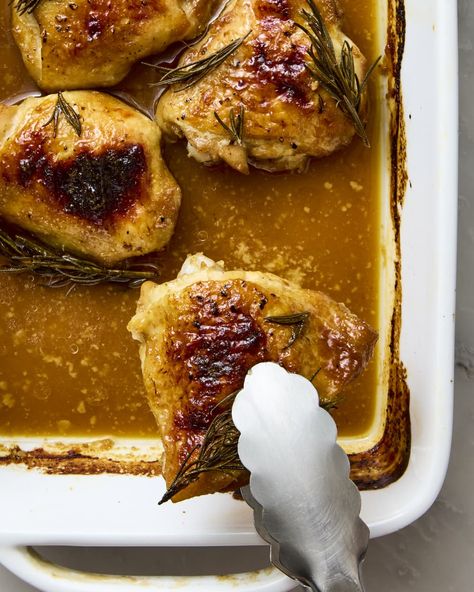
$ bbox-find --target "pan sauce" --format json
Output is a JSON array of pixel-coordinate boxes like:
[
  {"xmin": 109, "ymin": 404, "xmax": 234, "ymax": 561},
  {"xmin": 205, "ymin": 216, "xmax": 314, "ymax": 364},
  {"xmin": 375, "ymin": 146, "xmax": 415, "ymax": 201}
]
[{"xmin": 0, "ymin": 0, "xmax": 381, "ymax": 439}]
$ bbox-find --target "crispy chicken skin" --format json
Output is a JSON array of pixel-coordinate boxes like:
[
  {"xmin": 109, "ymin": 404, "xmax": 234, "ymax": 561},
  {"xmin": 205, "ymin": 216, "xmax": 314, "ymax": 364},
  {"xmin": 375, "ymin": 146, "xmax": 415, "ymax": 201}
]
[
  {"xmin": 0, "ymin": 92, "xmax": 181, "ymax": 266},
  {"xmin": 128, "ymin": 254, "xmax": 378, "ymax": 501},
  {"xmin": 156, "ymin": 0, "xmax": 369, "ymax": 173},
  {"xmin": 11, "ymin": 0, "xmax": 221, "ymax": 91}
]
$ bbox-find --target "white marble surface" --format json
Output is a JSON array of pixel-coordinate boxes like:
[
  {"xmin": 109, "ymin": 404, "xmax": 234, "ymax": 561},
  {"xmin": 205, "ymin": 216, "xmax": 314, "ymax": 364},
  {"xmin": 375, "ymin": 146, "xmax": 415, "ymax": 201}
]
[{"xmin": 1, "ymin": 2, "xmax": 473, "ymax": 591}]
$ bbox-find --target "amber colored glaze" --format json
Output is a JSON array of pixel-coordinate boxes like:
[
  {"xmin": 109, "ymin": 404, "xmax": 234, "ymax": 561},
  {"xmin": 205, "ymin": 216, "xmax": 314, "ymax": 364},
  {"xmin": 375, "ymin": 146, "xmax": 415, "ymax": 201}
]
[{"xmin": 0, "ymin": 0, "xmax": 380, "ymax": 438}]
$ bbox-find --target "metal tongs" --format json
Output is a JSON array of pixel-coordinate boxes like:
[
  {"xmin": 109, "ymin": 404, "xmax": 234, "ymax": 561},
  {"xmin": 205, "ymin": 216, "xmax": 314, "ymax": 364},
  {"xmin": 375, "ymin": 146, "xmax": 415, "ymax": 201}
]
[{"xmin": 232, "ymin": 363, "xmax": 369, "ymax": 592}]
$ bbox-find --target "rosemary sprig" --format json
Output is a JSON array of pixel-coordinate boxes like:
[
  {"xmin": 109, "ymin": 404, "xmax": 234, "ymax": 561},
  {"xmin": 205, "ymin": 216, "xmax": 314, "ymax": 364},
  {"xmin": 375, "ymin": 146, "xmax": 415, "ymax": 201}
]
[
  {"xmin": 214, "ymin": 106, "xmax": 246, "ymax": 145},
  {"xmin": 150, "ymin": 32, "xmax": 251, "ymax": 91},
  {"xmin": 0, "ymin": 227, "xmax": 160, "ymax": 288},
  {"xmin": 310, "ymin": 367, "xmax": 322, "ymax": 384},
  {"xmin": 160, "ymin": 362, "xmax": 330, "ymax": 504},
  {"xmin": 42, "ymin": 92, "xmax": 82, "ymax": 138},
  {"xmin": 159, "ymin": 391, "xmax": 245, "ymax": 504},
  {"xmin": 265, "ymin": 312, "xmax": 310, "ymax": 348},
  {"xmin": 11, "ymin": 0, "xmax": 42, "ymax": 15},
  {"xmin": 160, "ymin": 312, "xmax": 310, "ymax": 502},
  {"xmin": 298, "ymin": 0, "xmax": 381, "ymax": 146}
]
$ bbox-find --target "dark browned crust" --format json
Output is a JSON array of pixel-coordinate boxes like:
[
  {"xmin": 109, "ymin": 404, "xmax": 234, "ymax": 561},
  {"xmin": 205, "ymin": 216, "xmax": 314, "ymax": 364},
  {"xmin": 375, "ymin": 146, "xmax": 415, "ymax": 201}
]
[
  {"xmin": 168, "ymin": 280, "xmax": 270, "ymax": 465},
  {"xmin": 244, "ymin": 0, "xmax": 330, "ymax": 112},
  {"xmin": 253, "ymin": 0, "xmax": 341, "ymax": 22},
  {"xmin": 170, "ymin": 281, "xmax": 269, "ymax": 399},
  {"xmin": 11, "ymin": 131, "xmax": 147, "ymax": 225},
  {"xmin": 248, "ymin": 26, "xmax": 313, "ymax": 110},
  {"xmin": 349, "ymin": 0, "xmax": 410, "ymax": 489},
  {"xmin": 255, "ymin": 0, "xmax": 292, "ymax": 20},
  {"xmin": 52, "ymin": 145, "xmax": 147, "ymax": 224}
]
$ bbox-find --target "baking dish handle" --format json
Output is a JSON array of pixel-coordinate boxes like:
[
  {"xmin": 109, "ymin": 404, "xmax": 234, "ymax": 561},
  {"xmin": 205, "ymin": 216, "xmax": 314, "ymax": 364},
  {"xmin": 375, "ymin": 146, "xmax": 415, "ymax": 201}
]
[{"xmin": 0, "ymin": 546, "xmax": 296, "ymax": 592}]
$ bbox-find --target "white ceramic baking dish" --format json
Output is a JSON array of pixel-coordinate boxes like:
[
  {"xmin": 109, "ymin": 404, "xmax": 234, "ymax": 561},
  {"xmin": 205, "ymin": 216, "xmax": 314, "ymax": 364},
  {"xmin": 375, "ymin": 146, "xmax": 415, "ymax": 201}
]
[{"xmin": 0, "ymin": 0, "xmax": 458, "ymax": 590}]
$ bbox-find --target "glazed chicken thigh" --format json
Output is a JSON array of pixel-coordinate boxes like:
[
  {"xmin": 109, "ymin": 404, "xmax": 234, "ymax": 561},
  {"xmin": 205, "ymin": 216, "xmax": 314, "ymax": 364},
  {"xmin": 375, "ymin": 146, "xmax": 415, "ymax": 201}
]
[
  {"xmin": 128, "ymin": 254, "xmax": 378, "ymax": 501},
  {"xmin": 0, "ymin": 92, "xmax": 181, "ymax": 265},
  {"xmin": 11, "ymin": 0, "xmax": 221, "ymax": 91},
  {"xmin": 156, "ymin": 0, "xmax": 371, "ymax": 173}
]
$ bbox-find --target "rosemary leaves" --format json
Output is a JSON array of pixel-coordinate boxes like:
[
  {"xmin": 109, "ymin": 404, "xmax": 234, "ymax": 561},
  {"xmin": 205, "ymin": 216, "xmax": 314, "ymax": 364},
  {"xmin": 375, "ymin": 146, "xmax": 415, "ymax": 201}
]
[
  {"xmin": 159, "ymin": 392, "xmax": 244, "ymax": 504},
  {"xmin": 11, "ymin": 0, "xmax": 42, "ymax": 16},
  {"xmin": 214, "ymin": 106, "xmax": 246, "ymax": 145},
  {"xmin": 298, "ymin": 0, "xmax": 381, "ymax": 146},
  {"xmin": 151, "ymin": 33, "xmax": 251, "ymax": 91},
  {"xmin": 160, "ymin": 361, "xmax": 327, "ymax": 504},
  {"xmin": 160, "ymin": 312, "xmax": 310, "ymax": 503},
  {"xmin": 43, "ymin": 92, "xmax": 82, "ymax": 138},
  {"xmin": 0, "ymin": 227, "xmax": 160, "ymax": 288},
  {"xmin": 265, "ymin": 312, "xmax": 310, "ymax": 348}
]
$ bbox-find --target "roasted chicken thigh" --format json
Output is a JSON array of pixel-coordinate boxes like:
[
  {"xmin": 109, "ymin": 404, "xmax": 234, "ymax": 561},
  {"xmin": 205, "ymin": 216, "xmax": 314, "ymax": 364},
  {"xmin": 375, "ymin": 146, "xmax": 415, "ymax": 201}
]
[
  {"xmin": 11, "ymin": 0, "xmax": 220, "ymax": 91},
  {"xmin": 156, "ymin": 0, "xmax": 371, "ymax": 173},
  {"xmin": 0, "ymin": 92, "xmax": 181, "ymax": 266},
  {"xmin": 128, "ymin": 254, "xmax": 378, "ymax": 501}
]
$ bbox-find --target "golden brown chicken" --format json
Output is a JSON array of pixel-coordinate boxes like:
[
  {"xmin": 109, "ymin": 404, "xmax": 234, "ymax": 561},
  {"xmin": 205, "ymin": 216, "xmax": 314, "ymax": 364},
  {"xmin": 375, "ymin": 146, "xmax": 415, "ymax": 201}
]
[
  {"xmin": 156, "ymin": 0, "xmax": 371, "ymax": 173},
  {"xmin": 0, "ymin": 91, "xmax": 181, "ymax": 266},
  {"xmin": 128, "ymin": 254, "xmax": 378, "ymax": 501},
  {"xmin": 11, "ymin": 0, "xmax": 221, "ymax": 91}
]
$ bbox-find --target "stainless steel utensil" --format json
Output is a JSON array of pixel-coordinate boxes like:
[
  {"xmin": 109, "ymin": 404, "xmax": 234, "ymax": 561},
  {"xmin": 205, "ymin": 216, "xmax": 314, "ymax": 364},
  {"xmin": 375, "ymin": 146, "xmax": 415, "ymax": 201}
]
[{"xmin": 232, "ymin": 362, "xmax": 369, "ymax": 592}]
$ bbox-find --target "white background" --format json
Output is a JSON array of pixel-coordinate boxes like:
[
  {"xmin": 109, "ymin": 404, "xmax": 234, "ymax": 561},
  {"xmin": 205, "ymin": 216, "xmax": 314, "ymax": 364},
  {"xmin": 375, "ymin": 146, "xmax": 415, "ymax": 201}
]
[{"xmin": 1, "ymin": 1, "xmax": 473, "ymax": 590}]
